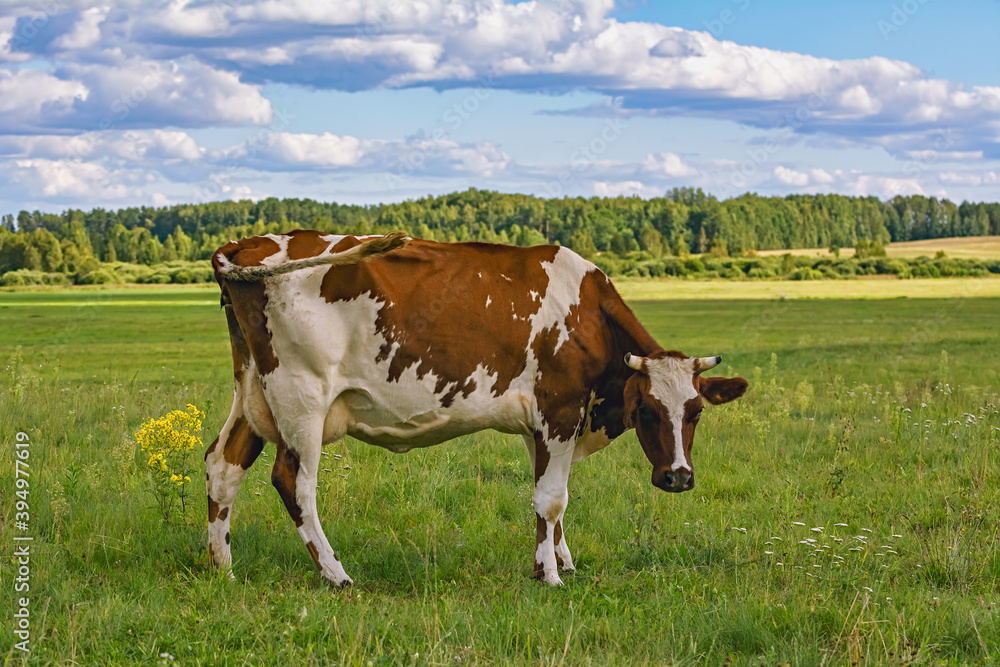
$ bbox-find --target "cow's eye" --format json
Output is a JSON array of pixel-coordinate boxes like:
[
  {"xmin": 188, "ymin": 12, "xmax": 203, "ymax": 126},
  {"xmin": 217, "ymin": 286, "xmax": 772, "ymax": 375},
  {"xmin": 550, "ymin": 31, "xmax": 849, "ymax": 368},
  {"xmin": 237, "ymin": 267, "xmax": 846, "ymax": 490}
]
[
  {"xmin": 638, "ymin": 404, "xmax": 656, "ymax": 422},
  {"xmin": 689, "ymin": 408, "xmax": 703, "ymax": 423}
]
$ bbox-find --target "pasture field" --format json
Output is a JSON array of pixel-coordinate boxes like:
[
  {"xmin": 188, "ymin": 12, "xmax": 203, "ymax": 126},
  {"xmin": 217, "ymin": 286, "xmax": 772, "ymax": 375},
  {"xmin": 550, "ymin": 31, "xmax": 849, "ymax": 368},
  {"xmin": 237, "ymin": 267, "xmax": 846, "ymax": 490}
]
[
  {"xmin": 612, "ymin": 276, "xmax": 1000, "ymax": 302},
  {"xmin": 755, "ymin": 236, "xmax": 1000, "ymax": 261},
  {"xmin": 2, "ymin": 283, "xmax": 999, "ymax": 665}
]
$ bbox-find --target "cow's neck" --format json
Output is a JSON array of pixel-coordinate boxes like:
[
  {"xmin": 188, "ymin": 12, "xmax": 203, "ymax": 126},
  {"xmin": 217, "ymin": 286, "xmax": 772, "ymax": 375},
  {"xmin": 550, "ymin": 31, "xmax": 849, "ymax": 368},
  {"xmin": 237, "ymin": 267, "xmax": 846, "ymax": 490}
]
[
  {"xmin": 599, "ymin": 282, "xmax": 663, "ymax": 361},
  {"xmin": 586, "ymin": 289, "xmax": 664, "ymax": 440}
]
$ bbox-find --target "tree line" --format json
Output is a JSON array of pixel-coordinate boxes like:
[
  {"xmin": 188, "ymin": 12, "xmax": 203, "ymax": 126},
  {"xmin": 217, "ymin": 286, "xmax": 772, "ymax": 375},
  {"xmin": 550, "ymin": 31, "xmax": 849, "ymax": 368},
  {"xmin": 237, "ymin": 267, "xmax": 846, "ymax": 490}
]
[{"xmin": 2, "ymin": 188, "xmax": 999, "ymax": 280}]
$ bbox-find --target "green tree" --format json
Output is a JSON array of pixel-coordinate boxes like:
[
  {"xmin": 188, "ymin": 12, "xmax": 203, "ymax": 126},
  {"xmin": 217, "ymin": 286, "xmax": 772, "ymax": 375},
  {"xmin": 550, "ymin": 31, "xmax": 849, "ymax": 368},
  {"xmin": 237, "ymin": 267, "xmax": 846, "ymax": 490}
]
[
  {"xmin": 23, "ymin": 244, "xmax": 42, "ymax": 270},
  {"xmin": 638, "ymin": 224, "xmax": 665, "ymax": 257},
  {"xmin": 569, "ymin": 230, "xmax": 598, "ymax": 259},
  {"xmin": 171, "ymin": 226, "xmax": 193, "ymax": 261},
  {"xmin": 16, "ymin": 211, "xmax": 34, "ymax": 233},
  {"xmin": 104, "ymin": 238, "xmax": 117, "ymax": 263},
  {"xmin": 32, "ymin": 229, "xmax": 63, "ymax": 271}
]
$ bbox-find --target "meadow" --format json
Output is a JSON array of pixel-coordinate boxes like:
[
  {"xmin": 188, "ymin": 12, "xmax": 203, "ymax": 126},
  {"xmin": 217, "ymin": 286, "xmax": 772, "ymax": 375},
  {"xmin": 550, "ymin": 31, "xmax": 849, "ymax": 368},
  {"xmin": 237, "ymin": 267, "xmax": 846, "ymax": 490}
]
[
  {"xmin": 2, "ymin": 280, "xmax": 999, "ymax": 665},
  {"xmin": 756, "ymin": 236, "xmax": 1000, "ymax": 261}
]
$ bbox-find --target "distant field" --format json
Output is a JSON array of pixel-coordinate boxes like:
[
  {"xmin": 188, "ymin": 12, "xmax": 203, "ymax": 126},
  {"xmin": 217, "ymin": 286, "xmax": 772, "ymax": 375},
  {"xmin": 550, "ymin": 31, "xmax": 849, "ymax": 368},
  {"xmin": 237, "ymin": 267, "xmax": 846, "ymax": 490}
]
[
  {"xmin": 5, "ymin": 276, "xmax": 1000, "ymax": 311},
  {"xmin": 1, "ymin": 285, "xmax": 999, "ymax": 665},
  {"xmin": 755, "ymin": 235, "xmax": 1000, "ymax": 260},
  {"xmin": 613, "ymin": 276, "xmax": 1000, "ymax": 301}
]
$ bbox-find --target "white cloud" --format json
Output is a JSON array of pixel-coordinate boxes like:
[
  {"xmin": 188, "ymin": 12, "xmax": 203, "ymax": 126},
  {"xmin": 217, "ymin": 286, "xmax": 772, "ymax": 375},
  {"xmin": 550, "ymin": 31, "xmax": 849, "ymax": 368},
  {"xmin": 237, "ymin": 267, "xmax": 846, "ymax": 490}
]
[
  {"xmin": 0, "ymin": 68, "xmax": 87, "ymax": 124},
  {"xmin": 150, "ymin": 192, "xmax": 172, "ymax": 207},
  {"xmin": 0, "ymin": 130, "xmax": 203, "ymax": 162},
  {"xmin": 592, "ymin": 180, "xmax": 662, "ymax": 198},
  {"xmin": 905, "ymin": 150, "xmax": 984, "ymax": 161},
  {"xmin": 773, "ymin": 165, "xmax": 809, "ymax": 187},
  {"xmin": 243, "ymin": 131, "xmax": 510, "ymax": 176},
  {"xmin": 0, "ymin": 56, "xmax": 272, "ymax": 132},
  {"xmin": 838, "ymin": 173, "xmax": 925, "ymax": 198},
  {"xmin": 108, "ymin": 130, "xmax": 204, "ymax": 161},
  {"xmin": 54, "ymin": 7, "xmax": 107, "ymax": 50},
  {"xmin": 642, "ymin": 152, "xmax": 697, "ymax": 177},
  {"xmin": 260, "ymin": 132, "xmax": 370, "ymax": 168},
  {"xmin": 10, "ymin": 159, "xmax": 130, "ymax": 199},
  {"xmin": 939, "ymin": 171, "xmax": 999, "ymax": 187},
  {"xmin": 62, "ymin": 56, "xmax": 274, "ymax": 130},
  {"xmin": 152, "ymin": 1, "xmax": 231, "ymax": 38},
  {"xmin": 809, "ymin": 168, "xmax": 834, "ymax": 184}
]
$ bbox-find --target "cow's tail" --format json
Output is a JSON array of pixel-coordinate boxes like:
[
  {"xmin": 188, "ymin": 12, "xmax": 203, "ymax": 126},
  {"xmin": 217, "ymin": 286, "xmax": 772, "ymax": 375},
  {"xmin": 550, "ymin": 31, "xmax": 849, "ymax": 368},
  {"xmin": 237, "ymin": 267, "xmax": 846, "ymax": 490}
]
[{"xmin": 216, "ymin": 231, "xmax": 409, "ymax": 282}]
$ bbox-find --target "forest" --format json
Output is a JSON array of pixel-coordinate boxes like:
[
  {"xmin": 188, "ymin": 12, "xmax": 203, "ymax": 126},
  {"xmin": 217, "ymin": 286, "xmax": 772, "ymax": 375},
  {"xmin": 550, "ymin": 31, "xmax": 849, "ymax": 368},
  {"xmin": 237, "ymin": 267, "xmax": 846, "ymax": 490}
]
[{"xmin": 2, "ymin": 188, "xmax": 999, "ymax": 284}]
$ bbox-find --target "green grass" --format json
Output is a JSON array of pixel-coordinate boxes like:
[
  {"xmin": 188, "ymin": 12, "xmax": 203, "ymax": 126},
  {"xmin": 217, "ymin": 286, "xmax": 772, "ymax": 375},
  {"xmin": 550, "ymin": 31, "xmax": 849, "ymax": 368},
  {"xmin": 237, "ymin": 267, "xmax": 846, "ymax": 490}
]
[{"xmin": 2, "ymin": 284, "xmax": 999, "ymax": 665}]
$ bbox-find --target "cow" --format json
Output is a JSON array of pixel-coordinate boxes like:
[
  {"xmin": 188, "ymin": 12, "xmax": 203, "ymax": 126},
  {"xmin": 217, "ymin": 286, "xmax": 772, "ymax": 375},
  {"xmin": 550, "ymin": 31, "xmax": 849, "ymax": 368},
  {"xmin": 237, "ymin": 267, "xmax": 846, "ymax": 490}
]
[{"xmin": 205, "ymin": 231, "xmax": 748, "ymax": 587}]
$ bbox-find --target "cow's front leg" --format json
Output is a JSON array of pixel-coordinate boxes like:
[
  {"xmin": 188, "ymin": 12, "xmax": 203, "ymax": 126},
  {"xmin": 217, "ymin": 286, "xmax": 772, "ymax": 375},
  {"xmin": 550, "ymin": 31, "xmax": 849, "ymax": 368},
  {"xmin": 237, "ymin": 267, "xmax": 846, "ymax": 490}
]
[
  {"xmin": 554, "ymin": 521, "xmax": 575, "ymax": 573},
  {"xmin": 271, "ymin": 425, "xmax": 353, "ymax": 587},
  {"xmin": 531, "ymin": 432, "xmax": 575, "ymax": 586}
]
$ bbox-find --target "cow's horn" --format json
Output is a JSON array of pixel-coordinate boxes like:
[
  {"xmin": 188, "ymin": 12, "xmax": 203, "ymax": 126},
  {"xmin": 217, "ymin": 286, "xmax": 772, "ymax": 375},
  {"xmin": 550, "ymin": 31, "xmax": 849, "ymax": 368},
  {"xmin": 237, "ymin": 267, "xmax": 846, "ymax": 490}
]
[
  {"xmin": 694, "ymin": 355, "xmax": 722, "ymax": 372},
  {"xmin": 624, "ymin": 353, "xmax": 645, "ymax": 371}
]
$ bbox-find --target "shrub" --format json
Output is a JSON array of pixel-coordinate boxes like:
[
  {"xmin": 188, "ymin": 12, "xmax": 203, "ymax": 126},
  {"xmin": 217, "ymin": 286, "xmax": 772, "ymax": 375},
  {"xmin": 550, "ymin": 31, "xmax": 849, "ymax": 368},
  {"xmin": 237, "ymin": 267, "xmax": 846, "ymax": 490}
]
[
  {"xmin": 709, "ymin": 238, "xmax": 729, "ymax": 257},
  {"xmin": 748, "ymin": 267, "xmax": 776, "ymax": 279},
  {"xmin": 0, "ymin": 270, "xmax": 67, "ymax": 286},
  {"xmin": 702, "ymin": 258, "xmax": 724, "ymax": 274},
  {"xmin": 855, "ymin": 239, "xmax": 887, "ymax": 259},
  {"xmin": 79, "ymin": 269, "xmax": 118, "ymax": 285},
  {"xmin": 684, "ymin": 257, "xmax": 705, "ymax": 274},
  {"xmin": 660, "ymin": 258, "xmax": 683, "ymax": 277},
  {"xmin": 639, "ymin": 260, "xmax": 665, "ymax": 278},
  {"xmin": 854, "ymin": 259, "xmax": 878, "ymax": 275},
  {"xmin": 910, "ymin": 263, "xmax": 940, "ymax": 278},
  {"xmin": 788, "ymin": 267, "xmax": 824, "ymax": 281},
  {"xmin": 1, "ymin": 271, "xmax": 26, "ymax": 286},
  {"xmin": 934, "ymin": 259, "xmax": 987, "ymax": 277},
  {"xmin": 817, "ymin": 265, "xmax": 840, "ymax": 279},
  {"xmin": 833, "ymin": 260, "xmax": 858, "ymax": 277},
  {"xmin": 112, "ymin": 263, "xmax": 155, "ymax": 284},
  {"xmin": 189, "ymin": 266, "xmax": 214, "ymax": 283},
  {"xmin": 874, "ymin": 258, "xmax": 910, "ymax": 277},
  {"xmin": 171, "ymin": 269, "xmax": 192, "ymax": 284}
]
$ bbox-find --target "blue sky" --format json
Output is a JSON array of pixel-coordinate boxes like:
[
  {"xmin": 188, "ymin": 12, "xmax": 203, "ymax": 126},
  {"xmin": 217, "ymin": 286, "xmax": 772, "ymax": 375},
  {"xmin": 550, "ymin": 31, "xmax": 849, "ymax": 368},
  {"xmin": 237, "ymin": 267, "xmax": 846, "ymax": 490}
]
[{"xmin": 0, "ymin": 0, "xmax": 997, "ymax": 214}]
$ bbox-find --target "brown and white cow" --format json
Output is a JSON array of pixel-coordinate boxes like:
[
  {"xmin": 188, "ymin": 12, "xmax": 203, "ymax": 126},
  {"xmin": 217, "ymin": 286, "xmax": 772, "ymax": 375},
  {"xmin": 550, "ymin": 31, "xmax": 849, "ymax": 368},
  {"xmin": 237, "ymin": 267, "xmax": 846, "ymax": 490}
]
[{"xmin": 205, "ymin": 231, "xmax": 747, "ymax": 586}]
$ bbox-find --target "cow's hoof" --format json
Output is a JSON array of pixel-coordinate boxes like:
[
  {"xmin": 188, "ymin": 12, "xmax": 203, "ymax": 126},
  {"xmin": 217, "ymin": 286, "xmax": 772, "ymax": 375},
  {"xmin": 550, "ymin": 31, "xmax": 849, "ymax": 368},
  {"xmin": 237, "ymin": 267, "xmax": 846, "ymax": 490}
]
[
  {"xmin": 325, "ymin": 575, "xmax": 354, "ymax": 589},
  {"xmin": 208, "ymin": 563, "xmax": 237, "ymax": 580},
  {"xmin": 543, "ymin": 572, "xmax": 564, "ymax": 587}
]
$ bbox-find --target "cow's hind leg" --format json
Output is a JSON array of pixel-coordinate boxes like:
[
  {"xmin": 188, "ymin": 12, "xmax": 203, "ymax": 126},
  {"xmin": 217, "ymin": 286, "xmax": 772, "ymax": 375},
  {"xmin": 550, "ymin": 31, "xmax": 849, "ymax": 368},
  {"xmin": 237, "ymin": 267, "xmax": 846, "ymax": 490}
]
[
  {"xmin": 271, "ymin": 423, "xmax": 353, "ymax": 587},
  {"xmin": 531, "ymin": 432, "xmax": 575, "ymax": 586},
  {"xmin": 205, "ymin": 404, "xmax": 264, "ymax": 573}
]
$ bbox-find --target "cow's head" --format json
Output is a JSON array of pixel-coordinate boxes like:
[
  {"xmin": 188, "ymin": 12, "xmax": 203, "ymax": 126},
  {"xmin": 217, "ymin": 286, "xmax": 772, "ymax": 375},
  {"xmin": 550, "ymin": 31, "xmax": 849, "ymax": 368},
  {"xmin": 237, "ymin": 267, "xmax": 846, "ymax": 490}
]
[{"xmin": 623, "ymin": 351, "xmax": 748, "ymax": 493}]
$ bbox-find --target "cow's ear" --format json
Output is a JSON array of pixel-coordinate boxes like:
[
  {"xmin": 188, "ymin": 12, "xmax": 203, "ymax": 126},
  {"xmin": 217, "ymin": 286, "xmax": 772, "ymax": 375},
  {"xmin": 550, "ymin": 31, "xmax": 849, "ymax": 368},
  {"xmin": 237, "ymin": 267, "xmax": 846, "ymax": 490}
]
[
  {"xmin": 698, "ymin": 376, "xmax": 748, "ymax": 405},
  {"xmin": 623, "ymin": 374, "xmax": 643, "ymax": 429}
]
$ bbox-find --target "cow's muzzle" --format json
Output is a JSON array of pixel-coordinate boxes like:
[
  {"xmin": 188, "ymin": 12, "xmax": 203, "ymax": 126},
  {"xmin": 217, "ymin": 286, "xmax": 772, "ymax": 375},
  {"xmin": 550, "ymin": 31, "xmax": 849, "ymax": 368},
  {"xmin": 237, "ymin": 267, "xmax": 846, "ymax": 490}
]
[{"xmin": 652, "ymin": 467, "xmax": 694, "ymax": 493}]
